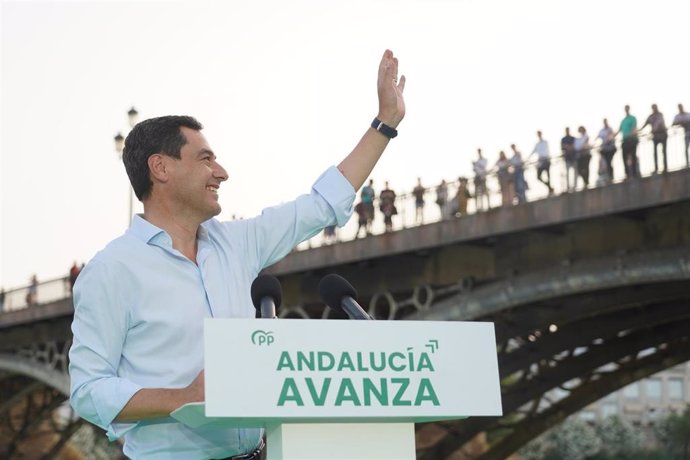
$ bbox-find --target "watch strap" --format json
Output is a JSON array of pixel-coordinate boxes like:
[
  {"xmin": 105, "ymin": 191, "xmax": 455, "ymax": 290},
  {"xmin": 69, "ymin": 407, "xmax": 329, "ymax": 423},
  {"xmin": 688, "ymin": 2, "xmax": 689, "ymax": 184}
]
[{"xmin": 371, "ymin": 117, "xmax": 398, "ymax": 139}]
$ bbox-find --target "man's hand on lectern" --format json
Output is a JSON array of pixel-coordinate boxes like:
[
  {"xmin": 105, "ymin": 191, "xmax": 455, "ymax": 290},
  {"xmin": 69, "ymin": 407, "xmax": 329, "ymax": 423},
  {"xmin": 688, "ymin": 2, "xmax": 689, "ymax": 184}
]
[{"xmin": 184, "ymin": 370, "xmax": 205, "ymax": 403}]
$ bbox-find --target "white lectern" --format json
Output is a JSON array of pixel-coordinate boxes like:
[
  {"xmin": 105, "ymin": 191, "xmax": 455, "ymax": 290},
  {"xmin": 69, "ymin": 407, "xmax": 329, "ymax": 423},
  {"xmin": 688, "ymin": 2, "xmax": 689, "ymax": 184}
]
[{"xmin": 172, "ymin": 319, "xmax": 502, "ymax": 460}]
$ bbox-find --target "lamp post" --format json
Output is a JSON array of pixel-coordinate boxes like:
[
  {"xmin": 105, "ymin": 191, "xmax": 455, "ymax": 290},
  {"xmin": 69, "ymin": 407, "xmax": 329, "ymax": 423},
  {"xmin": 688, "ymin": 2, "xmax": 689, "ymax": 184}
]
[{"xmin": 113, "ymin": 107, "xmax": 139, "ymax": 227}]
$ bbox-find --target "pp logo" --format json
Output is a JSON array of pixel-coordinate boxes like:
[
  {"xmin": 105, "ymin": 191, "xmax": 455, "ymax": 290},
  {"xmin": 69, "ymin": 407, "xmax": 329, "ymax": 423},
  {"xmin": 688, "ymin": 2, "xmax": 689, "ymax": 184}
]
[{"xmin": 251, "ymin": 330, "xmax": 275, "ymax": 346}]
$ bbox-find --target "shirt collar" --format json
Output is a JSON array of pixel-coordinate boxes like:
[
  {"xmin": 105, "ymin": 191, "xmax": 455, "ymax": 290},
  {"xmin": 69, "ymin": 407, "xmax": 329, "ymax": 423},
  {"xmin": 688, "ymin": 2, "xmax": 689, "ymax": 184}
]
[
  {"xmin": 129, "ymin": 214, "xmax": 162, "ymax": 242},
  {"xmin": 128, "ymin": 214, "xmax": 211, "ymax": 248},
  {"xmin": 198, "ymin": 221, "xmax": 210, "ymax": 242}
]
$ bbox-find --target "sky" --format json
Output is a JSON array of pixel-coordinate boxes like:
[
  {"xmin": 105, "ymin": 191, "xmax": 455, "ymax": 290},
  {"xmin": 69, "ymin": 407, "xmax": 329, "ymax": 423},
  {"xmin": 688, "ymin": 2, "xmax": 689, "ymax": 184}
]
[{"xmin": 1, "ymin": 0, "xmax": 689, "ymax": 289}]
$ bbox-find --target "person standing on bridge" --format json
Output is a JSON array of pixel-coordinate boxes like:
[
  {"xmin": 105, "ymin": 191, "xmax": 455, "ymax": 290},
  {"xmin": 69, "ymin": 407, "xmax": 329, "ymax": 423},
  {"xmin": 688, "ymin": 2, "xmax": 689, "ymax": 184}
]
[
  {"xmin": 360, "ymin": 178, "xmax": 376, "ymax": 234},
  {"xmin": 493, "ymin": 150, "xmax": 513, "ymax": 206},
  {"xmin": 574, "ymin": 126, "xmax": 592, "ymax": 189},
  {"xmin": 435, "ymin": 179, "xmax": 449, "ymax": 219},
  {"xmin": 354, "ymin": 201, "xmax": 368, "ymax": 238},
  {"xmin": 510, "ymin": 144, "xmax": 527, "ymax": 204},
  {"xmin": 412, "ymin": 177, "xmax": 426, "ymax": 224},
  {"xmin": 561, "ymin": 127, "xmax": 577, "ymax": 192},
  {"xmin": 68, "ymin": 49, "xmax": 406, "ymax": 460},
  {"xmin": 472, "ymin": 148, "xmax": 490, "ymax": 211},
  {"xmin": 452, "ymin": 177, "xmax": 472, "ymax": 216},
  {"xmin": 26, "ymin": 274, "xmax": 38, "ymax": 306},
  {"xmin": 69, "ymin": 261, "xmax": 81, "ymax": 293},
  {"xmin": 379, "ymin": 180, "xmax": 397, "ymax": 232},
  {"xmin": 640, "ymin": 103, "xmax": 668, "ymax": 174},
  {"xmin": 672, "ymin": 103, "xmax": 690, "ymax": 167},
  {"xmin": 528, "ymin": 130, "xmax": 553, "ymax": 195},
  {"xmin": 616, "ymin": 105, "xmax": 640, "ymax": 179},
  {"xmin": 596, "ymin": 118, "xmax": 616, "ymax": 182}
]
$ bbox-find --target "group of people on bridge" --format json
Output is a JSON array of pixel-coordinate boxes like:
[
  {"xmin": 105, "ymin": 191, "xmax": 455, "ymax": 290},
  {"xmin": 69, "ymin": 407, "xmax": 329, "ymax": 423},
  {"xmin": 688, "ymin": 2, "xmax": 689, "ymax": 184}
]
[{"xmin": 322, "ymin": 102, "xmax": 689, "ymax": 243}]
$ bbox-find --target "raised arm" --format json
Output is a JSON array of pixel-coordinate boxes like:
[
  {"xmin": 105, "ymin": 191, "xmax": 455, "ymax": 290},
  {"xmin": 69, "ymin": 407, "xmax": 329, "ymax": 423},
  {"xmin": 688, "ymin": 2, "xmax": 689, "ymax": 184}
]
[{"xmin": 337, "ymin": 49, "xmax": 406, "ymax": 191}]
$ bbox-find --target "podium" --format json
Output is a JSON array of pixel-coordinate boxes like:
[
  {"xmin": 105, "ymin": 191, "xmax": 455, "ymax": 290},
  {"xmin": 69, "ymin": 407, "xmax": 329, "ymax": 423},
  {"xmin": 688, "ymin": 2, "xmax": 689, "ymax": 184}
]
[{"xmin": 172, "ymin": 319, "xmax": 502, "ymax": 459}]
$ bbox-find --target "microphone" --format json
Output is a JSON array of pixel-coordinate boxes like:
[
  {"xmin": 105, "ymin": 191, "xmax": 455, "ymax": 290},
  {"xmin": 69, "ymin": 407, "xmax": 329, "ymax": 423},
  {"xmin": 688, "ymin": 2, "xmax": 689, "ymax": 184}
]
[
  {"xmin": 250, "ymin": 275, "xmax": 282, "ymax": 319},
  {"xmin": 318, "ymin": 274, "xmax": 372, "ymax": 320}
]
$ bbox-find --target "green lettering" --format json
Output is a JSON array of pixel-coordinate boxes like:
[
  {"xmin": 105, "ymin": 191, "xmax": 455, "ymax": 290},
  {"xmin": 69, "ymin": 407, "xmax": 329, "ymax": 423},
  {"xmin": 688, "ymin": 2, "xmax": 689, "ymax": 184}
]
[
  {"xmin": 417, "ymin": 353, "xmax": 435, "ymax": 372},
  {"xmin": 276, "ymin": 352, "xmax": 294, "ymax": 371},
  {"xmin": 318, "ymin": 352, "xmax": 335, "ymax": 371},
  {"xmin": 363, "ymin": 378, "xmax": 388, "ymax": 406},
  {"xmin": 305, "ymin": 378, "xmax": 331, "ymax": 406},
  {"xmin": 415, "ymin": 378, "xmax": 440, "ymax": 406},
  {"xmin": 296, "ymin": 351, "xmax": 315, "ymax": 371},
  {"xmin": 391, "ymin": 378, "xmax": 411, "ymax": 406},
  {"xmin": 356, "ymin": 352, "xmax": 369, "ymax": 371},
  {"xmin": 389, "ymin": 352, "xmax": 406, "ymax": 371},
  {"xmin": 370, "ymin": 352, "xmax": 386, "ymax": 371},
  {"xmin": 335, "ymin": 378, "xmax": 361, "ymax": 406},
  {"xmin": 277, "ymin": 378, "xmax": 304, "ymax": 406},
  {"xmin": 337, "ymin": 352, "xmax": 355, "ymax": 371}
]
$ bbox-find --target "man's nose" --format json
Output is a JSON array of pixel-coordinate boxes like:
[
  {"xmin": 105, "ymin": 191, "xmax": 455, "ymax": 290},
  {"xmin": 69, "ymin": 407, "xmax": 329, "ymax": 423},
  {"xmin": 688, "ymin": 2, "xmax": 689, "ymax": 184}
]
[{"xmin": 214, "ymin": 162, "xmax": 229, "ymax": 181}]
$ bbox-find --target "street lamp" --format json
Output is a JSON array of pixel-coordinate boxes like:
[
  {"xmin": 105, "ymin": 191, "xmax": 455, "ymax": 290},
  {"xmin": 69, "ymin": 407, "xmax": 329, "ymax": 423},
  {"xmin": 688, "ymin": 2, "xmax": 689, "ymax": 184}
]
[{"xmin": 113, "ymin": 106, "xmax": 139, "ymax": 227}]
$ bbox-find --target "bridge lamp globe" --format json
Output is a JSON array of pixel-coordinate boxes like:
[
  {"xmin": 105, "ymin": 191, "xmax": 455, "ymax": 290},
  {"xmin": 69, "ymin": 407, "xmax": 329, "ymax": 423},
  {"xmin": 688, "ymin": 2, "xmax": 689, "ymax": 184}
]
[
  {"xmin": 113, "ymin": 132, "xmax": 125, "ymax": 156},
  {"xmin": 127, "ymin": 106, "xmax": 139, "ymax": 128},
  {"xmin": 112, "ymin": 106, "xmax": 139, "ymax": 227}
]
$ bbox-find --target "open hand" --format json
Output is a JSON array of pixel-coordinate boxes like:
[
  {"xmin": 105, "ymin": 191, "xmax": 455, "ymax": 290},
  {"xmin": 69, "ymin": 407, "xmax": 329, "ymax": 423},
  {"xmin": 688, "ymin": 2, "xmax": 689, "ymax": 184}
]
[{"xmin": 377, "ymin": 49, "xmax": 406, "ymax": 128}]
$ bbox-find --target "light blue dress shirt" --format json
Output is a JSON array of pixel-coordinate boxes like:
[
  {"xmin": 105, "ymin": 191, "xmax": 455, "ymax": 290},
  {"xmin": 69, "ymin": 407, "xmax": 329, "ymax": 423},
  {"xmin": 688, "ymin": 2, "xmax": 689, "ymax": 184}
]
[{"xmin": 69, "ymin": 166, "xmax": 354, "ymax": 459}]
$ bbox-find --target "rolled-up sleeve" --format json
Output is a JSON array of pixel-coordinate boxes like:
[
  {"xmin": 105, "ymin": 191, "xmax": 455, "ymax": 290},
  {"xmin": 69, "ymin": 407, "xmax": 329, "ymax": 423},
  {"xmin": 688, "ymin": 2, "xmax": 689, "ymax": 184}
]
[
  {"xmin": 68, "ymin": 259, "xmax": 142, "ymax": 440},
  {"xmin": 240, "ymin": 165, "xmax": 355, "ymax": 270},
  {"xmin": 311, "ymin": 166, "xmax": 355, "ymax": 227}
]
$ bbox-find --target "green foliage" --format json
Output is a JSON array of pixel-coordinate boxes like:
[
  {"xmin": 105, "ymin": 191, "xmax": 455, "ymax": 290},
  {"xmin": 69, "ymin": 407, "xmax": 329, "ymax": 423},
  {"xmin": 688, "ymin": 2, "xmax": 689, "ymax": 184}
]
[
  {"xmin": 518, "ymin": 406, "xmax": 690, "ymax": 460},
  {"xmin": 550, "ymin": 419, "xmax": 602, "ymax": 460},
  {"xmin": 517, "ymin": 418, "xmax": 601, "ymax": 460},
  {"xmin": 590, "ymin": 452, "xmax": 674, "ymax": 460},
  {"xmin": 70, "ymin": 423, "xmax": 124, "ymax": 460},
  {"xmin": 517, "ymin": 433, "xmax": 551, "ymax": 460},
  {"xmin": 655, "ymin": 405, "xmax": 690, "ymax": 459},
  {"xmin": 596, "ymin": 415, "xmax": 643, "ymax": 457}
]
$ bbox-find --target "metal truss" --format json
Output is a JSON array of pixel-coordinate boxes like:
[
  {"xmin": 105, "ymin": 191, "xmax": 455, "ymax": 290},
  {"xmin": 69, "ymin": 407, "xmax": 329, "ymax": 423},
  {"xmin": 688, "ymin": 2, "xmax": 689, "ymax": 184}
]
[
  {"xmin": 412, "ymin": 247, "xmax": 690, "ymax": 322},
  {"xmin": 478, "ymin": 336, "xmax": 690, "ymax": 460},
  {"xmin": 276, "ymin": 247, "xmax": 690, "ymax": 459},
  {"xmin": 1, "ymin": 247, "xmax": 688, "ymax": 459},
  {"xmin": 0, "ymin": 340, "xmax": 110, "ymax": 458},
  {"xmin": 409, "ymin": 248, "xmax": 690, "ymax": 459},
  {"xmin": 0, "ymin": 374, "xmax": 83, "ymax": 459},
  {"xmin": 0, "ymin": 340, "xmax": 71, "ymax": 395}
]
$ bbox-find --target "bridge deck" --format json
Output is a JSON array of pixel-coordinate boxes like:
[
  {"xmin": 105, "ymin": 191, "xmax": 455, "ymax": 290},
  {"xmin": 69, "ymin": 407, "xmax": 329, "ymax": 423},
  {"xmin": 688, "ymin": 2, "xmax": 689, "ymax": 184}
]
[{"xmin": 267, "ymin": 167, "xmax": 690, "ymax": 275}]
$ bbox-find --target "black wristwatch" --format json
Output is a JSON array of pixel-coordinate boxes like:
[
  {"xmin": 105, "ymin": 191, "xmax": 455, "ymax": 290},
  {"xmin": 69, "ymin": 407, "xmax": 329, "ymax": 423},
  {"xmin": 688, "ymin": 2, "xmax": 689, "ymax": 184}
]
[{"xmin": 371, "ymin": 117, "xmax": 398, "ymax": 139}]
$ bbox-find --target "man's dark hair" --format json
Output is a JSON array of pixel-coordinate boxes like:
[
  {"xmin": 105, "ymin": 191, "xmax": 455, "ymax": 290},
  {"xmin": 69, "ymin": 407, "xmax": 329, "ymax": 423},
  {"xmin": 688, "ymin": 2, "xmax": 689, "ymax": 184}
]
[{"xmin": 122, "ymin": 115, "xmax": 203, "ymax": 200}]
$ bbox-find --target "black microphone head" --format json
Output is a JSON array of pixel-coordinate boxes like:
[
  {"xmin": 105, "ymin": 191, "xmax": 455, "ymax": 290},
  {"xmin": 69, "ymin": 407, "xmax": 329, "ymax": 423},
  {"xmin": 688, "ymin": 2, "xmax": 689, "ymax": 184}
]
[
  {"xmin": 250, "ymin": 275, "xmax": 282, "ymax": 311},
  {"xmin": 318, "ymin": 274, "xmax": 358, "ymax": 312}
]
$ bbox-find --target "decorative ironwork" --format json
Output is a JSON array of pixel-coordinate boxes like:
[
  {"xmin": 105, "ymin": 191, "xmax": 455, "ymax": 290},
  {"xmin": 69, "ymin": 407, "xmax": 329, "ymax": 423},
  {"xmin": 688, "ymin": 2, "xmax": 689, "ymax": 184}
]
[
  {"xmin": 0, "ymin": 376, "xmax": 77, "ymax": 459},
  {"xmin": 16, "ymin": 340, "xmax": 71, "ymax": 376},
  {"xmin": 2, "ymin": 234, "xmax": 690, "ymax": 459}
]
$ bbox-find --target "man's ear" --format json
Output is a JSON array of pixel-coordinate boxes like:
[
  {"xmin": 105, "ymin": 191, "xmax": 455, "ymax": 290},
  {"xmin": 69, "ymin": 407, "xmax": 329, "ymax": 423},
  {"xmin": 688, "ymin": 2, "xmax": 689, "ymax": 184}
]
[{"xmin": 148, "ymin": 153, "xmax": 169, "ymax": 183}]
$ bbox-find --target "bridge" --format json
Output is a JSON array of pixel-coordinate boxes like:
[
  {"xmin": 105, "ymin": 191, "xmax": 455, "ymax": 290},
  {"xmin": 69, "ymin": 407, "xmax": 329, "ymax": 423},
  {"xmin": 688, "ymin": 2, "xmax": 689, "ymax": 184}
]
[
  {"xmin": 1, "ymin": 134, "xmax": 690, "ymax": 458},
  {"xmin": 266, "ymin": 167, "xmax": 690, "ymax": 459}
]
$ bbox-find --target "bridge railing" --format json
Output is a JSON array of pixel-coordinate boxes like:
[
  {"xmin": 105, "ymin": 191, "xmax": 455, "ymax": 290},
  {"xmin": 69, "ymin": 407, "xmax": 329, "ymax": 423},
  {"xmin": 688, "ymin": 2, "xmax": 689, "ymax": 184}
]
[
  {"xmin": 299, "ymin": 127, "xmax": 688, "ymax": 248},
  {"xmin": 1, "ymin": 276, "xmax": 72, "ymax": 313},
  {"xmin": 1, "ymin": 129, "xmax": 687, "ymax": 313}
]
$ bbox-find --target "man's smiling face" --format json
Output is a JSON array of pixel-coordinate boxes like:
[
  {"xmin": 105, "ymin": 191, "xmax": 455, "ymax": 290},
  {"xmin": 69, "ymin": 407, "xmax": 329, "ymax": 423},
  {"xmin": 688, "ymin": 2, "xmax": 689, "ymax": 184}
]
[{"xmin": 167, "ymin": 126, "xmax": 228, "ymax": 221}]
